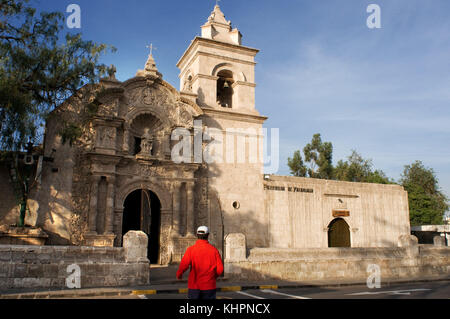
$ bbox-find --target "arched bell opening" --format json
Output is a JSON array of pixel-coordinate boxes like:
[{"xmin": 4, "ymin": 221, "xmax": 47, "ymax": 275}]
[{"xmin": 216, "ymin": 70, "xmax": 234, "ymax": 108}]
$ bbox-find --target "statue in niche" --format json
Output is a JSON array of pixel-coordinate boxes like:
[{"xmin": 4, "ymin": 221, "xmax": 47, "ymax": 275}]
[
  {"xmin": 183, "ymin": 75, "xmax": 193, "ymax": 92},
  {"xmin": 138, "ymin": 128, "xmax": 154, "ymax": 157}
]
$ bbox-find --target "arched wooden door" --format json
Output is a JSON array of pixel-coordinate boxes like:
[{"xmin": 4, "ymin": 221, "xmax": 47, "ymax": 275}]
[{"xmin": 328, "ymin": 218, "xmax": 351, "ymax": 247}]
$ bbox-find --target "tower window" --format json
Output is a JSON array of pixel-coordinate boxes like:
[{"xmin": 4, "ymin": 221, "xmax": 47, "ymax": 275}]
[{"xmin": 217, "ymin": 70, "xmax": 234, "ymax": 108}]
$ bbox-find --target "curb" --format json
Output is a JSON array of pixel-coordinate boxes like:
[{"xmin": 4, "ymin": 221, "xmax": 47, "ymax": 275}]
[{"xmin": 2, "ymin": 277, "xmax": 448, "ymax": 299}]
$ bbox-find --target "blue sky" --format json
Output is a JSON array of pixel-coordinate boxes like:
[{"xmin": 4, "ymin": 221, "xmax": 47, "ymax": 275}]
[{"xmin": 35, "ymin": 0, "xmax": 450, "ymax": 201}]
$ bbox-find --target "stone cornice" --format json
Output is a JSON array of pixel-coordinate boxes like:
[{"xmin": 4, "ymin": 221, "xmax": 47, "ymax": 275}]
[
  {"xmin": 201, "ymin": 108, "xmax": 267, "ymax": 124},
  {"xmin": 177, "ymin": 37, "xmax": 259, "ymax": 70},
  {"xmin": 92, "ymin": 116, "xmax": 125, "ymax": 127},
  {"xmin": 86, "ymin": 153, "xmax": 123, "ymax": 165},
  {"xmin": 179, "ymin": 49, "xmax": 257, "ymax": 81}
]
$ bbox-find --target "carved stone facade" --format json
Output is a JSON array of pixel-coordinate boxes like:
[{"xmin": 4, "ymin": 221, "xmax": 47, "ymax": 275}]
[{"xmin": 19, "ymin": 55, "xmax": 208, "ymax": 264}]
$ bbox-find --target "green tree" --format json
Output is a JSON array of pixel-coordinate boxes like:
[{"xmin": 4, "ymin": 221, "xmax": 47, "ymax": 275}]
[
  {"xmin": 400, "ymin": 161, "xmax": 448, "ymax": 226},
  {"xmin": 287, "ymin": 150, "xmax": 307, "ymax": 177},
  {"xmin": 302, "ymin": 133, "xmax": 333, "ymax": 179},
  {"xmin": 334, "ymin": 150, "xmax": 392, "ymax": 184},
  {"xmin": 0, "ymin": 0, "xmax": 115, "ymax": 151},
  {"xmin": 0, "ymin": 0, "xmax": 115, "ymax": 226}
]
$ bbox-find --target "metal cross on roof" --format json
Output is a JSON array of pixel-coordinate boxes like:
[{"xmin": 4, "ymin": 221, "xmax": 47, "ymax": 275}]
[{"xmin": 146, "ymin": 43, "xmax": 157, "ymax": 56}]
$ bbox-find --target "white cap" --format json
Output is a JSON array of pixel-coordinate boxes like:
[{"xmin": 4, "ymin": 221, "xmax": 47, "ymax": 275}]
[{"xmin": 197, "ymin": 226, "xmax": 210, "ymax": 235}]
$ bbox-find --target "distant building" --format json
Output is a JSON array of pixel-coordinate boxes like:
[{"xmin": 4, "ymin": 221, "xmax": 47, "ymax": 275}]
[{"xmin": 411, "ymin": 225, "xmax": 449, "ymax": 246}]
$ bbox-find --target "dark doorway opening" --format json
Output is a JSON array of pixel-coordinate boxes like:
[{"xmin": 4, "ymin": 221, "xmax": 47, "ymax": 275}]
[
  {"xmin": 122, "ymin": 189, "xmax": 161, "ymax": 264},
  {"xmin": 328, "ymin": 218, "xmax": 351, "ymax": 248}
]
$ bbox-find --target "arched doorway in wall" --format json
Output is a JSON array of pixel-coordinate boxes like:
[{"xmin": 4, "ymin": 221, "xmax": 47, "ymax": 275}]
[
  {"xmin": 122, "ymin": 189, "xmax": 161, "ymax": 264},
  {"xmin": 328, "ymin": 218, "xmax": 351, "ymax": 248}
]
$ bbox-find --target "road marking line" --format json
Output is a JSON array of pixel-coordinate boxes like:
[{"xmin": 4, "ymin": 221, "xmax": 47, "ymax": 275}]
[
  {"xmin": 347, "ymin": 288, "xmax": 431, "ymax": 296},
  {"xmin": 259, "ymin": 285, "xmax": 278, "ymax": 290},
  {"xmin": 137, "ymin": 295, "xmax": 148, "ymax": 299},
  {"xmin": 221, "ymin": 286, "xmax": 241, "ymax": 292},
  {"xmin": 261, "ymin": 289, "xmax": 312, "ymax": 299},
  {"xmin": 236, "ymin": 291, "xmax": 266, "ymax": 299}
]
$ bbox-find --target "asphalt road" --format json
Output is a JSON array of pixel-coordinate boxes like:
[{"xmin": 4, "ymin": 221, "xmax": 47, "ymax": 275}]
[{"xmin": 134, "ymin": 281, "xmax": 450, "ymax": 299}]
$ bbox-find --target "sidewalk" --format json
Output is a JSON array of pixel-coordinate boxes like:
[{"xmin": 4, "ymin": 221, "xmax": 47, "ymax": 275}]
[{"xmin": 1, "ymin": 265, "xmax": 449, "ymax": 299}]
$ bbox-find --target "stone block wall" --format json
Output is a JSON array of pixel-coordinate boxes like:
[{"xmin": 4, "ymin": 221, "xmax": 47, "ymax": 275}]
[
  {"xmin": 224, "ymin": 233, "xmax": 450, "ymax": 282},
  {"xmin": 0, "ymin": 231, "xmax": 150, "ymax": 290},
  {"xmin": 264, "ymin": 175, "xmax": 410, "ymax": 249}
]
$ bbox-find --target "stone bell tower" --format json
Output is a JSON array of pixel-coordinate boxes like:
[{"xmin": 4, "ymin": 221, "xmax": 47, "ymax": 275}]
[
  {"xmin": 177, "ymin": 4, "xmax": 260, "ymax": 114},
  {"xmin": 177, "ymin": 4, "xmax": 269, "ymax": 249}
]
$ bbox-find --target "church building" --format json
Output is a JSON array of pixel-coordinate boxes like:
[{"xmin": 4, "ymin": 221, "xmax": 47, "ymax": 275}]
[{"xmin": 0, "ymin": 5, "xmax": 411, "ymax": 264}]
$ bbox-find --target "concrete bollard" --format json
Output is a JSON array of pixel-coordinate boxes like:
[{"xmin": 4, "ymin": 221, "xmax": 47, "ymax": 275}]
[
  {"xmin": 398, "ymin": 234, "xmax": 419, "ymax": 258},
  {"xmin": 225, "ymin": 233, "xmax": 246, "ymax": 262},
  {"xmin": 433, "ymin": 235, "xmax": 446, "ymax": 247},
  {"xmin": 123, "ymin": 231, "xmax": 149, "ymax": 263}
]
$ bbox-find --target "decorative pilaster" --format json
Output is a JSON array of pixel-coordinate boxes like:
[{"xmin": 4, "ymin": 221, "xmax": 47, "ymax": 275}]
[
  {"xmin": 172, "ymin": 182, "xmax": 182, "ymax": 237},
  {"xmin": 105, "ymin": 176, "xmax": 116, "ymax": 235},
  {"xmin": 87, "ymin": 175, "xmax": 101, "ymax": 234},
  {"xmin": 186, "ymin": 181, "xmax": 195, "ymax": 237},
  {"xmin": 123, "ymin": 124, "xmax": 130, "ymax": 154}
]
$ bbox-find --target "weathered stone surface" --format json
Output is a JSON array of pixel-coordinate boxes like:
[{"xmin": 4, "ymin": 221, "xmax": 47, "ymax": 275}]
[
  {"xmin": 398, "ymin": 234, "xmax": 419, "ymax": 247},
  {"xmin": 225, "ymin": 246, "xmax": 450, "ymax": 282},
  {"xmin": 0, "ymin": 225, "xmax": 48, "ymax": 246},
  {"xmin": 433, "ymin": 236, "xmax": 446, "ymax": 246},
  {"xmin": 225, "ymin": 233, "xmax": 246, "ymax": 262},
  {"xmin": 0, "ymin": 244, "xmax": 150, "ymax": 289},
  {"xmin": 123, "ymin": 231, "xmax": 149, "ymax": 263},
  {"xmin": 398, "ymin": 234, "xmax": 419, "ymax": 258}
]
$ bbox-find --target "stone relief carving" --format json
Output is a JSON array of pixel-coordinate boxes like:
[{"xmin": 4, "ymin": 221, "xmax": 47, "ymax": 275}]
[
  {"xmin": 127, "ymin": 85, "xmax": 172, "ymax": 108},
  {"xmin": 178, "ymin": 105, "xmax": 193, "ymax": 127},
  {"xmin": 139, "ymin": 165, "xmax": 165, "ymax": 178},
  {"xmin": 143, "ymin": 87, "xmax": 156, "ymax": 105},
  {"xmin": 97, "ymin": 98, "xmax": 119, "ymax": 117},
  {"xmin": 183, "ymin": 76, "xmax": 193, "ymax": 92},
  {"xmin": 97, "ymin": 126, "xmax": 116, "ymax": 148}
]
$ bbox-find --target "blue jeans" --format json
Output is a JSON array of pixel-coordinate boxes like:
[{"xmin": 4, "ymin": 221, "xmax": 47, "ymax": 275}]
[{"xmin": 188, "ymin": 289, "xmax": 217, "ymax": 300}]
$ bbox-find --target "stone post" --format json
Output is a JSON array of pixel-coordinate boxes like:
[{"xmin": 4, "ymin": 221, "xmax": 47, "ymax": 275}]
[
  {"xmin": 123, "ymin": 231, "xmax": 149, "ymax": 263},
  {"xmin": 186, "ymin": 181, "xmax": 195, "ymax": 237},
  {"xmin": 433, "ymin": 235, "xmax": 446, "ymax": 247},
  {"xmin": 87, "ymin": 175, "xmax": 101, "ymax": 234},
  {"xmin": 105, "ymin": 176, "xmax": 116, "ymax": 235},
  {"xmin": 398, "ymin": 234, "xmax": 419, "ymax": 258},
  {"xmin": 225, "ymin": 233, "xmax": 246, "ymax": 262}
]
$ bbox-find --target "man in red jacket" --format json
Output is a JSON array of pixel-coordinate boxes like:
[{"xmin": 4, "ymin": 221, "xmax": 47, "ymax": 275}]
[{"xmin": 176, "ymin": 226, "xmax": 224, "ymax": 300}]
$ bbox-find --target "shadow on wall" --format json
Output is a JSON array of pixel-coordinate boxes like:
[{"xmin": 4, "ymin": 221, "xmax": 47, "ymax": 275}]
[
  {"xmin": 372, "ymin": 214, "xmax": 408, "ymax": 248},
  {"xmin": 194, "ymin": 112, "xmax": 270, "ymax": 256},
  {"xmin": 34, "ymin": 105, "xmax": 90, "ymax": 246},
  {"xmin": 34, "ymin": 176, "xmax": 73, "ymax": 245},
  {"xmin": 0, "ymin": 165, "xmax": 20, "ymax": 226},
  {"xmin": 0, "ymin": 160, "xmax": 74, "ymax": 246}
]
